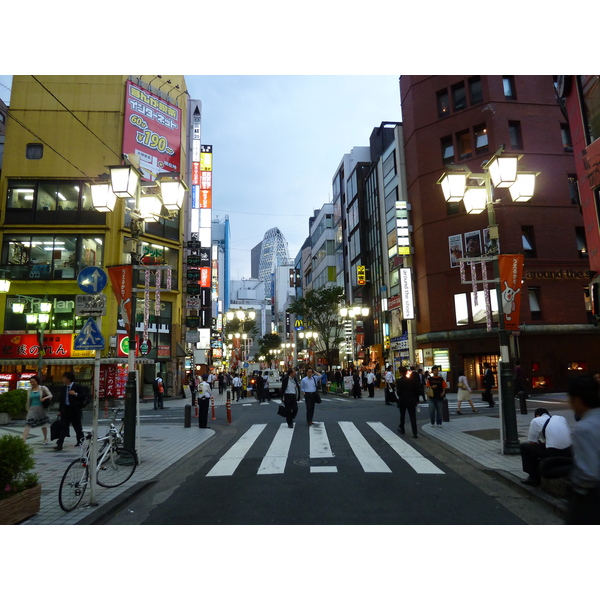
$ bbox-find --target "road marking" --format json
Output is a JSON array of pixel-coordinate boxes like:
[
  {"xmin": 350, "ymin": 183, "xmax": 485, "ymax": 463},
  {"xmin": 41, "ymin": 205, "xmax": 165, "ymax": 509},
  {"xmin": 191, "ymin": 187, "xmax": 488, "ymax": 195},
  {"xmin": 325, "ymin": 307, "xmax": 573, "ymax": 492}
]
[
  {"xmin": 206, "ymin": 423, "xmax": 266, "ymax": 477},
  {"xmin": 258, "ymin": 424, "xmax": 294, "ymax": 475},
  {"xmin": 338, "ymin": 421, "xmax": 391, "ymax": 473},
  {"xmin": 309, "ymin": 422, "xmax": 335, "ymax": 459},
  {"xmin": 367, "ymin": 422, "xmax": 445, "ymax": 475},
  {"xmin": 310, "ymin": 466, "xmax": 338, "ymax": 473}
]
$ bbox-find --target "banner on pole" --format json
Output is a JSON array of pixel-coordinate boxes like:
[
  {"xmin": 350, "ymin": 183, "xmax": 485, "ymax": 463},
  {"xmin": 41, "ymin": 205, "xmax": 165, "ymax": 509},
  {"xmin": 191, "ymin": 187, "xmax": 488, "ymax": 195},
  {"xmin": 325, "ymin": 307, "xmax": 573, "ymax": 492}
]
[
  {"xmin": 107, "ymin": 265, "xmax": 133, "ymax": 326},
  {"xmin": 498, "ymin": 254, "xmax": 525, "ymax": 330}
]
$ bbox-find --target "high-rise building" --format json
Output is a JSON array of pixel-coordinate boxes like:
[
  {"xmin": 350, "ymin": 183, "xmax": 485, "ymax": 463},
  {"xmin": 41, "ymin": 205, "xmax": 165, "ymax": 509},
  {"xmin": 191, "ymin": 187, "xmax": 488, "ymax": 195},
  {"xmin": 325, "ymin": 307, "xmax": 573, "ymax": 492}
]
[
  {"xmin": 250, "ymin": 241, "xmax": 262, "ymax": 279},
  {"xmin": 257, "ymin": 227, "xmax": 291, "ymax": 296}
]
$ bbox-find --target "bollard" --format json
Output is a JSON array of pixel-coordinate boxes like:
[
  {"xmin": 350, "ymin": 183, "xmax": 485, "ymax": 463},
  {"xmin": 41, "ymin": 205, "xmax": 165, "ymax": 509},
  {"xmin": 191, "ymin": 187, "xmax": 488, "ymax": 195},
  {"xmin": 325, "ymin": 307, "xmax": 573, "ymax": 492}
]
[
  {"xmin": 184, "ymin": 404, "xmax": 191, "ymax": 428},
  {"xmin": 211, "ymin": 396, "xmax": 216, "ymax": 420},
  {"xmin": 518, "ymin": 391, "xmax": 528, "ymax": 415},
  {"xmin": 226, "ymin": 395, "xmax": 232, "ymax": 423},
  {"xmin": 442, "ymin": 397, "xmax": 450, "ymax": 422},
  {"xmin": 194, "ymin": 397, "xmax": 198, "ymax": 418}
]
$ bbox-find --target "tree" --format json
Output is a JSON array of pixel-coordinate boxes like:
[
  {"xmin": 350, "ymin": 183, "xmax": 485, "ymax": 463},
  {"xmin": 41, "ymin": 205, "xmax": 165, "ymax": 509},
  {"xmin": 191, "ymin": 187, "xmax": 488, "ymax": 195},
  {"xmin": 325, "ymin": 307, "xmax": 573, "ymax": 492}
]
[
  {"xmin": 257, "ymin": 333, "xmax": 282, "ymax": 364},
  {"xmin": 288, "ymin": 286, "xmax": 345, "ymax": 369}
]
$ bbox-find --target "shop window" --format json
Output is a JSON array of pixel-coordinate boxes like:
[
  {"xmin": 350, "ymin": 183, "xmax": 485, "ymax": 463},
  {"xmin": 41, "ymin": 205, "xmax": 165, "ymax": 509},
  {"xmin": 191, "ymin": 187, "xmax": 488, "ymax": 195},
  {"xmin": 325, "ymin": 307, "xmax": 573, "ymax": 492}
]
[
  {"xmin": 452, "ymin": 82, "xmax": 467, "ymax": 111},
  {"xmin": 561, "ymin": 123, "xmax": 573, "ymax": 152},
  {"xmin": 522, "ymin": 226, "xmax": 536, "ymax": 258},
  {"xmin": 529, "ymin": 287, "xmax": 541, "ymax": 320},
  {"xmin": 26, "ymin": 143, "xmax": 43, "ymax": 159},
  {"xmin": 6, "ymin": 183, "xmax": 35, "ymax": 209},
  {"xmin": 457, "ymin": 130, "xmax": 472, "ymax": 159},
  {"xmin": 469, "ymin": 76, "xmax": 483, "ymax": 105},
  {"xmin": 437, "ymin": 89, "xmax": 450, "ymax": 117},
  {"xmin": 576, "ymin": 227, "xmax": 588, "ymax": 259},
  {"xmin": 474, "ymin": 124, "xmax": 489, "ymax": 154},
  {"xmin": 441, "ymin": 135, "xmax": 454, "ymax": 165},
  {"xmin": 503, "ymin": 76, "xmax": 516, "ymax": 100},
  {"xmin": 509, "ymin": 121, "xmax": 523, "ymax": 149}
]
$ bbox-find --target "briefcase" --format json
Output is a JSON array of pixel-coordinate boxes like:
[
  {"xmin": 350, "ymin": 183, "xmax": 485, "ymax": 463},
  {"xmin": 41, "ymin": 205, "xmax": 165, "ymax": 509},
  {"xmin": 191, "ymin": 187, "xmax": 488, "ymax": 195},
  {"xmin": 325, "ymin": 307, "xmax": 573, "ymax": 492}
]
[
  {"xmin": 277, "ymin": 404, "xmax": 288, "ymax": 417},
  {"xmin": 50, "ymin": 419, "xmax": 69, "ymax": 441}
]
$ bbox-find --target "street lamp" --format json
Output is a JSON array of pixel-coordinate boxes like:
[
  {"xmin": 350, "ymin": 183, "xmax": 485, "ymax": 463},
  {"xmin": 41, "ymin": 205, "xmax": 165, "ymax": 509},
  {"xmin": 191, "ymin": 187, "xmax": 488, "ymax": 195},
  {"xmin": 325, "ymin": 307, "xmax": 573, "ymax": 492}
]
[
  {"xmin": 339, "ymin": 305, "xmax": 370, "ymax": 367},
  {"xmin": 437, "ymin": 147, "xmax": 538, "ymax": 455},
  {"xmin": 11, "ymin": 296, "xmax": 52, "ymax": 376}
]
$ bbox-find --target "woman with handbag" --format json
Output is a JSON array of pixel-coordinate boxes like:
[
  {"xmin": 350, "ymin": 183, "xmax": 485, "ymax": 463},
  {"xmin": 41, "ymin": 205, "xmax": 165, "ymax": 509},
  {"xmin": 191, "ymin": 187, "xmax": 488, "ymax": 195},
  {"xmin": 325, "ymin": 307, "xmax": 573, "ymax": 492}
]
[
  {"xmin": 456, "ymin": 370, "xmax": 478, "ymax": 414},
  {"xmin": 22, "ymin": 375, "xmax": 53, "ymax": 444}
]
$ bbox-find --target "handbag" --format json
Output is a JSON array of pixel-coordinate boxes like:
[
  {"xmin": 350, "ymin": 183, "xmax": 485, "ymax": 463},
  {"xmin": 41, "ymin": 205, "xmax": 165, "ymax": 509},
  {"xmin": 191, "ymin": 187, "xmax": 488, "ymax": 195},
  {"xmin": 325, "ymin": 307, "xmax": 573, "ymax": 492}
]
[
  {"xmin": 458, "ymin": 381, "xmax": 467, "ymax": 390},
  {"xmin": 277, "ymin": 403, "xmax": 288, "ymax": 417},
  {"xmin": 426, "ymin": 386, "xmax": 434, "ymax": 398},
  {"xmin": 314, "ymin": 392, "xmax": 322, "ymax": 404},
  {"xmin": 42, "ymin": 399, "xmax": 51, "ymax": 409}
]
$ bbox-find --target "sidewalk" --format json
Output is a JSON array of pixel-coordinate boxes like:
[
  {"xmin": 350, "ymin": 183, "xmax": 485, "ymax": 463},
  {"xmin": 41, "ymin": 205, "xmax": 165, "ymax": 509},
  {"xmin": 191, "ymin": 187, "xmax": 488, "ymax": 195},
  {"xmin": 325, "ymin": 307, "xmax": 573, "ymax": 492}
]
[{"xmin": 1, "ymin": 387, "xmax": 572, "ymax": 524}]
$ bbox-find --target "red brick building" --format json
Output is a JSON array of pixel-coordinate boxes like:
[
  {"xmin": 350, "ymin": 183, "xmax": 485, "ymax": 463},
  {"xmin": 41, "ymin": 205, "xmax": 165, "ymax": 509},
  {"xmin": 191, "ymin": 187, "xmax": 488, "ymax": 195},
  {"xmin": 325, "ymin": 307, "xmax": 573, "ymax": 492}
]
[{"xmin": 400, "ymin": 75, "xmax": 598, "ymax": 392}]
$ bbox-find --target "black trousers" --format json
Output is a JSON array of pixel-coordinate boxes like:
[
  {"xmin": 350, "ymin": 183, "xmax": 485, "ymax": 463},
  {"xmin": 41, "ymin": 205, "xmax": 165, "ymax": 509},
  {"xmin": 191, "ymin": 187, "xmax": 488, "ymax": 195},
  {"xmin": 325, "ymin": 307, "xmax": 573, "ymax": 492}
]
[
  {"xmin": 352, "ymin": 384, "xmax": 362, "ymax": 398},
  {"xmin": 367, "ymin": 383, "xmax": 375, "ymax": 397},
  {"xmin": 399, "ymin": 402, "xmax": 418, "ymax": 436},
  {"xmin": 520, "ymin": 443, "xmax": 572, "ymax": 481},
  {"xmin": 154, "ymin": 392, "xmax": 163, "ymax": 409},
  {"xmin": 57, "ymin": 404, "xmax": 84, "ymax": 447},
  {"xmin": 483, "ymin": 389, "xmax": 494, "ymax": 406},
  {"xmin": 283, "ymin": 394, "xmax": 298, "ymax": 426},
  {"xmin": 198, "ymin": 397, "xmax": 210, "ymax": 428},
  {"xmin": 304, "ymin": 392, "xmax": 317, "ymax": 423}
]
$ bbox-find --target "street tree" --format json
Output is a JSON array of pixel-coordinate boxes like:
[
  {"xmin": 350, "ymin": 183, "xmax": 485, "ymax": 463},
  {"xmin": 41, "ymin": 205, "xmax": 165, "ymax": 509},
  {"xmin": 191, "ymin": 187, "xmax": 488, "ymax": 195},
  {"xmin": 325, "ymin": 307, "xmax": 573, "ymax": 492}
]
[
  {"xmin": 288, "ymin": 286, "xmax": 345, "ymax": 369},
  {"xmin": 257, "ymin": 332, "xmax": 282, "ymax": 364}
]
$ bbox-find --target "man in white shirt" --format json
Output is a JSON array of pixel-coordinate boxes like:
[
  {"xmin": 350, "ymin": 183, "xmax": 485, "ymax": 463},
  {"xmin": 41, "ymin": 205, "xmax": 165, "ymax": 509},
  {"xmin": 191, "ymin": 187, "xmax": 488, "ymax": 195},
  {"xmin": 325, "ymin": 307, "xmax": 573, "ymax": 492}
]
[
  {"xmin": 281, "ymin": 368, "xmax": 300, "ymax": 428},
  {"xmin": 300, "ymin": 367, "xmax": 319, "ymax": 425},
  {"xmin": 366, "ymin": 369, "xmax": 376, "ymax": 398},
  {"xmin": 198, "ymin": 374, "xmax": 212, "ymax": 428},
  {"xmin": 232, "ymin": 374, "xmax": 242, "ymax": 402},
  {"xmin": 519, "ymin": 408, "xmax": 572, "ymax": 486},
  {"xmin": 384, "ymin": 366, "xmax": 396, "ymax": 405}
]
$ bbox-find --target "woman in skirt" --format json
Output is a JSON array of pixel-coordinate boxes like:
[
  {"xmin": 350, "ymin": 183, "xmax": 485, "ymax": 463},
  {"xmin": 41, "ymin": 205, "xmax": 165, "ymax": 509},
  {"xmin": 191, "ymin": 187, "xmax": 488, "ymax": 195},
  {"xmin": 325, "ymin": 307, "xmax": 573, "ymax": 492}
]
[
  {"xmin": 22, "ymin": 375, "xmax": 53, "ymax": 444},
  {"xmin": 456, "ymin": 370, "xmax": 478, "ymax": 414}
]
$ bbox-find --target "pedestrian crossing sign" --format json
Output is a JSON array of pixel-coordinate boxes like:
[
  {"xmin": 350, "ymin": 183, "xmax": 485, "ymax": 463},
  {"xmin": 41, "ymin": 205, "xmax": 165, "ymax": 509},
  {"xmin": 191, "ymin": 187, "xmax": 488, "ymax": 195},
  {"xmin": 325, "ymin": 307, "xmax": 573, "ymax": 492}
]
[{"xmin": 74, "ymin": 317, "xmax": 105, "ymax": 350}]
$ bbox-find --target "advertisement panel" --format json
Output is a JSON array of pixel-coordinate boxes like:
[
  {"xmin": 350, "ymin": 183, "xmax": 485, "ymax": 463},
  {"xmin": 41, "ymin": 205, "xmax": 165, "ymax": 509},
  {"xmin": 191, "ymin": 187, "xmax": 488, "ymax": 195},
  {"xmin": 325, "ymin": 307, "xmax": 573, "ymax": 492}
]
[
  {"xmin": 0, "ymin": 334, "xmax": 94, "ymax": 359},
  {"xmin": 122, "ymin": 80, "xmax": 182, "ymax": 181},
  {"xmin": 498, "ymin": 254, "xmax": 525, "ymax": 330},
  {"xmin": 400, "ymin": 268, "xmax": 415, "ymax": 320},
  {"xmin": 107, "ymin": 265, "xmax": 133, "ymax": 325}
]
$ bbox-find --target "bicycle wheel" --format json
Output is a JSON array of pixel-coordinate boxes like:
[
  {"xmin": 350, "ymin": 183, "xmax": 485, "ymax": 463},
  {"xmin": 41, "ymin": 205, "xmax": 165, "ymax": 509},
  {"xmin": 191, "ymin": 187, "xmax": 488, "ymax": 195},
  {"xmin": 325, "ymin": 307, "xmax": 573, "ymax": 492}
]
[
  {"xmin": 59, "ymin": 459, "xmax": 89, "ymax": 512},
  {"xmin": 96, "ymin": 446, "xmax": 137, "ymax": 488}
]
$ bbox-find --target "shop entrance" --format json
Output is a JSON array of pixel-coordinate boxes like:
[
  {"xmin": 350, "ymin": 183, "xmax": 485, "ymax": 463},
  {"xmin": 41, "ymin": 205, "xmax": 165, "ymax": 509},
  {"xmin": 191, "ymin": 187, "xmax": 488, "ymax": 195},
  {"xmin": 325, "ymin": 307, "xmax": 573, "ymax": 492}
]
[{"xmin": 462, "ymin": 354, "xmax": 499, "ymax": 390}]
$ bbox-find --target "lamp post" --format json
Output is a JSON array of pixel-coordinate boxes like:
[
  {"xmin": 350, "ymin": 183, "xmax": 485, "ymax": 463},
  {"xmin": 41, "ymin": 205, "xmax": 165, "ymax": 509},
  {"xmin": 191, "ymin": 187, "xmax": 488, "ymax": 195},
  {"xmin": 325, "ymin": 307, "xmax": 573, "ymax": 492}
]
[
  {"xmin": 11, "ymin": 296, "xmax": 51, "ymax": 377},
  {"xmin": 339, "ymin": 306, "xmax": 370, "ymax": 368},
  {"xmin": 225, "ymin": 308, "xmax": 256, "ymax": 371},
  {"xmin": 90, "ymin": 156, "xmax": 187, "ymax": 454},
  {"xmin": 437, "ymin": 147, "xmax": 537, "ymax": 455}
]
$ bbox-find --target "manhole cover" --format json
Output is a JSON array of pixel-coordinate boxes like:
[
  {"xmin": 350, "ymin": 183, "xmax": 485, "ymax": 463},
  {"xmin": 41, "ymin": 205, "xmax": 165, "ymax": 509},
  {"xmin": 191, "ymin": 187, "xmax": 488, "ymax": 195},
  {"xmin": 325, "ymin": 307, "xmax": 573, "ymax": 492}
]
[
  {"xmin": 464, "ymin": 428, "xmax": 500, "ymax": 441},
  {"xmin": 293, "ymin": 458, "xmax": 329, "ymax": 466}
]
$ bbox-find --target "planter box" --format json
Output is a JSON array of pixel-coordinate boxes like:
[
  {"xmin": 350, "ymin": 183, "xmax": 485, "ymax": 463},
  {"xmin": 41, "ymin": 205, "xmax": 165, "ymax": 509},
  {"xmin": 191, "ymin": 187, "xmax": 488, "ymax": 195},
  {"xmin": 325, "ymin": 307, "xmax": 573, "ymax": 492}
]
[
  {"xmin": 0, "ymin": 484, "xmax": 42, "ymax": 525},
  {"xmin": 0, "ymin": 413, "xmax": 10, "ymax": 425}
]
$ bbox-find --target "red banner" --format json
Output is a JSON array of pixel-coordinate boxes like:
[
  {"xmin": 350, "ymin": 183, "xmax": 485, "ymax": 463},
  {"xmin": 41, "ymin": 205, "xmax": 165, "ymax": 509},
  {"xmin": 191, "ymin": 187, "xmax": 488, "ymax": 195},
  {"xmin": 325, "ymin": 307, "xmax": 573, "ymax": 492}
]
[
  {"xmin": 122, "ymin": 81, "xmax": 182, "ymax": 181},
  {"xmin": 107, "ymin": 265, "xmax": 133, "ymax": 326},
  {"xmin": 498, "ymin": 254, "xmax": 525, "ymax": 330}
]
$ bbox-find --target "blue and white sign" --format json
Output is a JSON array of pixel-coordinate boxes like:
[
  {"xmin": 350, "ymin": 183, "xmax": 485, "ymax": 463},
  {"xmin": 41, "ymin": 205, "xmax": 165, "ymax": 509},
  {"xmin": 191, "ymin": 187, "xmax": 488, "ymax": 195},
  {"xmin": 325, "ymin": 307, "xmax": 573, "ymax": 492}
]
[
  {"xmin": 74, "ymin": 317, "xmax": 105, "ymax": 350},
  {"xmin": 77, "ymin": 267, "xmax": 108, "ymax": 294}
]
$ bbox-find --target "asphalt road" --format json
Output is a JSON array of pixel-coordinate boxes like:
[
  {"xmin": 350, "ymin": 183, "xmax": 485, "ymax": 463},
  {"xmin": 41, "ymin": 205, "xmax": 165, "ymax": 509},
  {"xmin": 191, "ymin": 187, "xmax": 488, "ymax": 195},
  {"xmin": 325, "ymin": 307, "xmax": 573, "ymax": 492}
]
[{"xmin": 101, "ymin": 396, "xmax": 562, "ymax": 525}]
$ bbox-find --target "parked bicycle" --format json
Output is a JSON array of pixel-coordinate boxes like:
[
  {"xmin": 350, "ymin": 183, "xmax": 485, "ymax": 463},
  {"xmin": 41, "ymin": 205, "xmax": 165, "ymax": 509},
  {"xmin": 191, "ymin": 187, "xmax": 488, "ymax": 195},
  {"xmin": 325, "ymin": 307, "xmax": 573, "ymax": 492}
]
[{"xmin": 58, "ymin": 412, "xmax": 137, "ymax": 512}]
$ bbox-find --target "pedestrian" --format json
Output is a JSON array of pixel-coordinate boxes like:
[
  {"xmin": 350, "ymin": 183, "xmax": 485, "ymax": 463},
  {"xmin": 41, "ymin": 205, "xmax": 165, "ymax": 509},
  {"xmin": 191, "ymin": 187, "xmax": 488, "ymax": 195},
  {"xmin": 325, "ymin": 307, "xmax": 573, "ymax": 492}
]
[
  {"xmin": 482, "ymin": 362, "xmax": 495, "ymax": 407},
  {"xmin": 513, "ymin": 359, "xmax": 529, "ymax": 404},
  {"xmin": 426, "ymin": 366, "xmax": 447, "ymax": 427},
  {"xmin": 188, "ymin": 374, "xmax": 197, "ymax": 404},
  {"xmin": 22, "ymin": 375, "xmax": 52, "ymax": 444},
  {"xmin": 456, "ymin": 370, "xmax": 478, "ymax": 414},
  {"xmin": 218, "ymin": 372, "xmax": 225, "ymax": 395},
  {"xmin": 320, "ymin": 370, "xmax": 328, "ymax": 395},
  {"xmin": 232, "ymin": 373, "xmax": 242, "ymax": 401},
  {"xmin": 416, "ymin": 368, "xmax": 427, "ymax": 403},
  {"xmin": 207, "ymin": 371, "xmax": 215, "ymax": 390},
  {"xmin": 153, "ymin": 372, "xmax": 165, "ymax": 410},
  {"xmin": 300, "ymin": 367, "xmax": 320, "ymax": 425},
  {"xmin": 519, "ymin": 408, "xmax": 572, "ymax": 487},
  {"xmin": 352, "ymin": 370, "xmax": 362, "ymax": 399},
  {"xmin": 366, "ymin": 369, "xmax": 376, "ymax": 398},
  {"xmin": 281, "ymin": 368, "xmax": 300, "ymax": 428},
  {"xmin": 261, "ymin": 371, "xmax": 270, "ymax": 402},
  {"xmin": 334, "ymin": 370, "xmax": 342, "ymax": 388},
  {"xmin": 361, "ymin": 369, "xmax": 368, "ymax": 392},
  {"xmin": 254, "ymin": 371, "xmax": 264, "ymax": 402},
  {"xmin": 198, "ymin": 374, "xmax": 212, "ymax": 428},
  {"xmin": 396, "ymin": 366, "xmax": 419, "ymax": 438},
  {"xmin": 384, "ymin": 365, "xmax": 396, "ymax": 405},
  {"xmin": 562, "ymin": 374, "xmax": 600, "ymax": 524},
  {"xmin": 55, "ymin": 371, "xmax": 86, "ymax": 450}
]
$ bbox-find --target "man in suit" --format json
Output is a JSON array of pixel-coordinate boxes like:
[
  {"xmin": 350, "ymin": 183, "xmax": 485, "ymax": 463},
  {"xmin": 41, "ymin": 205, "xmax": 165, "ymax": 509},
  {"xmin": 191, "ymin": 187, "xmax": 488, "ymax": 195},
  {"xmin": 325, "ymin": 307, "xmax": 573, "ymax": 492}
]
[
  {"xmin": 300, "ymin": 367, "xmax": 319, "ymax": 425},
  {"xmin": 280, "ymin": 368, "xmax": 300, "ymax": 428},
  {"xmin": 55, "ymin": 371, "xmax": 85, "ymax": 451},
  {"xmin": 483, "ymin": 362, "xmax": 495, "ymax": 408},
  {"xmin": 396, "ymin": 366, "xmax": 420, "ymax": 438}
]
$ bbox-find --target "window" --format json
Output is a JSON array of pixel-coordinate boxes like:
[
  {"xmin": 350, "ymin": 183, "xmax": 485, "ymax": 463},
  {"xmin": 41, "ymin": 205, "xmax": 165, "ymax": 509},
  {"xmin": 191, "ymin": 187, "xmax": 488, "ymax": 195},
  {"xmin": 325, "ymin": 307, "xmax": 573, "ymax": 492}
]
[
  {"xmin": 568, "ymin": 175, "xmax": 580, "ymax": 206},
  {"xmin": 383, "ymin": 151, "xmax": 396, "ymax": 179},
  {"xmin": 457, "ymin": 130, "xmax": 472, "ymax": 159},
  {"xmin": 522, "ymin": 226, "xmax": 536, "ymax": 258},
  {"xmin": 528, "ymin": 287, "xmax": 541, "ymax": 320},
  {"xmin": 455, "ymin": 293, "xmax": 469, "ymax": 326},
  {"xmin": 508, "ymin": 121, "xmax": 523, "ymax": 149},
  {"xmin": 437, "ymin": 89, "xmax": 450, "ymax": 117},
  {"xmin": 503, "ymin": 76, "xmax": 516, "ymax": 100},
  {"xmin": 561, "ymin": 123, "xmax": 573, "ymax": 152},
  {"xmin": 474, "ymin": 124, "xmax": 489, "ymax": 154},
  {"xmin": 26, "ymin": 143, "xmax": 43, "ymax": 159},
  {"xmin": 469, "ymin": 77, "xmax": 483, "ymax": 105},
  {"xmin": 579, "ymin": 76, "xmax": 600, "ymax": 144},
  {"xmin": 576, "ymin": 227, "xmax": 588, "ymax": 259},
  {"xmin": 452, "ymin": 82, "xmax": 467, "ymax": 111},
  {"xmin": 441, "ymin": 135, "xmax": 454, "ymax": 165}
]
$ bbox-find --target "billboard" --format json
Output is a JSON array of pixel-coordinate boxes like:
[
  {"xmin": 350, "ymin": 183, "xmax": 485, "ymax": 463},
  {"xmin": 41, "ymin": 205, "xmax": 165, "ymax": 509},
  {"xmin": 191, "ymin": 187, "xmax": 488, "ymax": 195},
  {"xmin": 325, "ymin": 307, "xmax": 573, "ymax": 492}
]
[{"xmin": 122, "ymin": 80, "xmax": 182, "ymax": 181}]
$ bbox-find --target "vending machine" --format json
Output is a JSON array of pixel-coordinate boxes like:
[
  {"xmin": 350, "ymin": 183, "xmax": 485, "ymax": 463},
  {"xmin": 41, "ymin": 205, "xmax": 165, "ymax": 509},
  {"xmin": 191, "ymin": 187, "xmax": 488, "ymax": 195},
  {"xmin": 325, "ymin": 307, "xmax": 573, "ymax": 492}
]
[
  {"xmin": 0, "ymin": 373, "xmax": 18, "ymax": 394},
  {"xmin": 17, "ymin": 373, "xmax": 38, "ymax": 392}
]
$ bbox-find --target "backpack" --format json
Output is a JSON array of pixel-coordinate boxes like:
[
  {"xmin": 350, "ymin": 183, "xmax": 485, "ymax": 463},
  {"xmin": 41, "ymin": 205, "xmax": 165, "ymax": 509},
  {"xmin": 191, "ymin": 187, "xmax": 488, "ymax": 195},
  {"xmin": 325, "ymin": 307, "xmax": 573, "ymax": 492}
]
[
  {"xmin": 153, "ymin": 378, "xmax": 164, "ymax": 394},
  {"xmin": 78, "ymin": 385, "xmax": 92, "ymax": 408}
]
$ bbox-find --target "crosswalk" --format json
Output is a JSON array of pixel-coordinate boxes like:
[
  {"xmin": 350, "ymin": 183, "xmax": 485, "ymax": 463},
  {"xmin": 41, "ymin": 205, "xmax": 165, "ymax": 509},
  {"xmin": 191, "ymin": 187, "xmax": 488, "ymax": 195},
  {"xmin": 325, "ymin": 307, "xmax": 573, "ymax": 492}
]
[{"xmin": 206, "ymin": 421, "xmax": 445, "ymax": 477}]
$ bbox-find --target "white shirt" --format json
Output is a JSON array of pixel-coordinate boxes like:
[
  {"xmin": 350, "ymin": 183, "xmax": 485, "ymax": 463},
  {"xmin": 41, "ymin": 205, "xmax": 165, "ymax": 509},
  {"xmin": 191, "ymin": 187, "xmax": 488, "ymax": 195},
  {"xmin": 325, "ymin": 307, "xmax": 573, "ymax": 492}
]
[
  {"xmin": 232, "ymin": 377, "xmax": 242, "ymax": 387},
  {"xmin": 384, "ymin": 371, "xmax": 395, "ymax": 384},
  {"xmin": 527, "ymin": 414, "xmax": 572, "ymax": 449},
  {"xmin": 199, "ymin": 381, "xmax": 211, "ymax": 398},
  {"xmin": 284, "ymin": 378, "xmax": 298, "ymax": 396},
  {"xmin": 366, "ymin": 372, "xmax": 376, "ymax": 384},
  {"xmin": 300, "ymin": 376, "xmax": 318, "ymax": 393},
  {"xmin": 458, "ymin": 375, "xmax": 472, "ymax": 393}
]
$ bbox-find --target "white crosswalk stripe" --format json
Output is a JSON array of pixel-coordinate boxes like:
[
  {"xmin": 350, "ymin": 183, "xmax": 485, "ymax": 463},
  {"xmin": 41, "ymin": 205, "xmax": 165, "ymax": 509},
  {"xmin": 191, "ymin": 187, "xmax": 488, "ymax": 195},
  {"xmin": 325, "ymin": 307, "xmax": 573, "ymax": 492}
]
[{"xmin": 205, "ymin": 421, "xmax": 445, "ymax": 477}]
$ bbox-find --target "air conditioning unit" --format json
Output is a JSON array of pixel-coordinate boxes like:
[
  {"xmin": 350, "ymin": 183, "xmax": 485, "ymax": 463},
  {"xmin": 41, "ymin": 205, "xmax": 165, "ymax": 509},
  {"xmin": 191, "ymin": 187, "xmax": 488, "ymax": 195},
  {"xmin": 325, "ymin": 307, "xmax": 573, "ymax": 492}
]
[{"xmin": 123, "ymin": 239, "xmax": 137, "ymax": 254}]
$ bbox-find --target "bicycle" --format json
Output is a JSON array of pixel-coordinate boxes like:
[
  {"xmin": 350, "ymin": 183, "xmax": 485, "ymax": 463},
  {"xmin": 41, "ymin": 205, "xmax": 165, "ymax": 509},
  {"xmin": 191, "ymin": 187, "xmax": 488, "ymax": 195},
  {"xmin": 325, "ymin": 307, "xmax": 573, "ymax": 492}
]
[{"xmin": 58, "ymin": 414, "xmax": 137, "ymax": 512}]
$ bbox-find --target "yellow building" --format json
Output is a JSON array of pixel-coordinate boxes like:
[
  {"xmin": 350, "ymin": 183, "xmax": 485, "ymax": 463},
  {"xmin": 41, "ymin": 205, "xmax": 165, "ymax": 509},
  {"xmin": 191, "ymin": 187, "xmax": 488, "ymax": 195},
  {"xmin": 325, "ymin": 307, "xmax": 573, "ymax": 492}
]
[{"xmin": 0, "ymin": 75, "xmax": 189, "ymax": 398}]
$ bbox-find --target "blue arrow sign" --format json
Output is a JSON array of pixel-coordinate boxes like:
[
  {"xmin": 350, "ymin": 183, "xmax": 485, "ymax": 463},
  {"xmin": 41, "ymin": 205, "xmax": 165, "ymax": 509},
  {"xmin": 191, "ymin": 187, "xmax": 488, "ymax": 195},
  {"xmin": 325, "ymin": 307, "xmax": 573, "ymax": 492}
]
[
  {"xmin": 77, "ymin": 267, "xmax": 108, "ymax": 294},
  {"xmin": 74, "ymin": 317, "xmax": 105, "ymax": 350}
]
